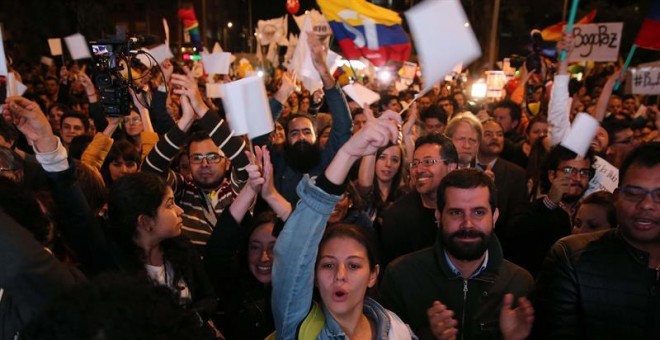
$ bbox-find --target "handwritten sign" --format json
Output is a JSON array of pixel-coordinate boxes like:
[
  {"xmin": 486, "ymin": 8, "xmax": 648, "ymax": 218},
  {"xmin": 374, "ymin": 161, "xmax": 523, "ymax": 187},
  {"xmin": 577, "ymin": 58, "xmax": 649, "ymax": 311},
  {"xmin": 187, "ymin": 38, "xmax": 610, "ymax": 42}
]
[
  {"xmin": 567, "ymin": 23, "xmax": 623, "ymax": 62},
  {"xmin": 584, "ymin": 156, "xmax": 619, "ymax": 196},
  {"xmin": 630, "ymin": 67, "xmax": 660, "ymax": 95}
]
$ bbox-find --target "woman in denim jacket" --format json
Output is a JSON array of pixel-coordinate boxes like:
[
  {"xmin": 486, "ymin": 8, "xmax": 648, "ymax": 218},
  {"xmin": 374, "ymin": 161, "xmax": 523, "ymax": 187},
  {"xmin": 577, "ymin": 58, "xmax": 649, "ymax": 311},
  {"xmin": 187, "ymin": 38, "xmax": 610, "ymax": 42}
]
[{"xmin": 270, "ymin": 110, "xmax": 417, "ymax": 339}]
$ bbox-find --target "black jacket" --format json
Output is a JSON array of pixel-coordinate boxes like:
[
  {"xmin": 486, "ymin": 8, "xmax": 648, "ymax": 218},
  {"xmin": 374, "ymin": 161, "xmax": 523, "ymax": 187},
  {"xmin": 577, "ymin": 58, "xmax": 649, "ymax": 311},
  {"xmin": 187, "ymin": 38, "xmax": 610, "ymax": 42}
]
[
  {"xmin": 533, "ymin": 229, "xmax": 660, "ymax": 339},
  {"xmin": 379, "ymin": 234, "xmax": 534, "ymax": 340}
]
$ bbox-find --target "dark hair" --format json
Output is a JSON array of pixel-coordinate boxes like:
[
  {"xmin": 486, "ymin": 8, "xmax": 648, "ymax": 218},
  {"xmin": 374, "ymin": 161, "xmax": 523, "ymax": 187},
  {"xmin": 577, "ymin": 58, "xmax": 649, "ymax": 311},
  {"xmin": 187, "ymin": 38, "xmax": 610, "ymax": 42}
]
[
  {"xmin": 186, "ymin": 131, "xmax": 213, "ymax": 156},
  {"xmin": 101, "ymin": 140, "xmax": 141, "ymax": 186},
  {"xmin": 493, "ymin": 100, "xmax": 522, "ymax": 123},
  {"xmin": 414, "ymin": 133, "xmax": 459, "ymax": 164},
  {"xmin": 379, "ymin": 94, "xmax": 397, "ymax": 111},
  {"xmin": 436, "ymin": 96, "xmax": 458, "ymax": 112},
  {"xmin": 75, "ymin": 160, "xmax": 108, "ymax": 214},
  {"xmin": 619, "ymin": 142, "xmax": 660, "ymax": 186},
  {"xmin": 373, "ymin": 143, "xmax": 405, "ymax": 206},
  {"xmin": 319, "ymin": 223, "xmax": 380, "ymax": 271},
  {"xmin": 0, "ymin": 118, "xmax": 18, "ymax": 146},
  {"xmin": 0, "ymin": 146, "xmax": 23, "ymax": 172},
  {"xmin": 525, "ymin": 115, "xmax": 548, "ymax": 136},
  {"xmin": 602, "ymin": 118, "xmax": 632, "ymax": 144},
  {"xmin": 540, "ymin": 144, "xmax": 596, "ymax": 194},
  {"xmin": 60, "ymin": 111, "xmax": 90, "ymax": 132},
  {"xmin": 436, "ymin": 168, "xmax": 497, "ymax": 213},
  {"xmin": 0, "ymin": 177, "xmax": 50, "ymax": 244},
  {"xmin": 284, "ymin": 113, "xmax": 316, "ymax": 139},
  {"xmin": 579, "ymin": 191, "xmax": 617, "ymax": 228},
  {"xmin": 68, "ymin": 134, "xmax": 94, "ymax": 160},
  {"xmin": 420, "ymin": 105, "xmax": 448, "ymax": 125},
  {"xmin": 21, "ymin": 273, "xmax": 214, "ymax": 339}
]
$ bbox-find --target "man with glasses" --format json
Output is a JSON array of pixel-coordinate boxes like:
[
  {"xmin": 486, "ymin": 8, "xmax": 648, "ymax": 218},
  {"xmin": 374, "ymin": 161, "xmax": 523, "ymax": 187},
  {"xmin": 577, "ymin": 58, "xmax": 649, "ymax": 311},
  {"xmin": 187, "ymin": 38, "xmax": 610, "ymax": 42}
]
[
  {"xmin": 510, "ymin": 145, "xmax": 596, "ymax": 276},
  {"xmin": 534, "ymin": 142, "xmax": 660, "ymax": 339},
  {"xmin": 379, "ymin": 134, "xmax": 458, "ymax": 267}
]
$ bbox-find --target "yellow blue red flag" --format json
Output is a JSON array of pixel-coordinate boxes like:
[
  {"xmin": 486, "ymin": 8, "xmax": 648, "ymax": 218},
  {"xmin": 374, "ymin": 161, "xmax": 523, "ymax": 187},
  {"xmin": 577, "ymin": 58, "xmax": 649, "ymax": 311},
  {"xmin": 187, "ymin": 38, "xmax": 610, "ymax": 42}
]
[{"xmin": 317, "ymin": 0, "xmax": 411, "ymax": 66}]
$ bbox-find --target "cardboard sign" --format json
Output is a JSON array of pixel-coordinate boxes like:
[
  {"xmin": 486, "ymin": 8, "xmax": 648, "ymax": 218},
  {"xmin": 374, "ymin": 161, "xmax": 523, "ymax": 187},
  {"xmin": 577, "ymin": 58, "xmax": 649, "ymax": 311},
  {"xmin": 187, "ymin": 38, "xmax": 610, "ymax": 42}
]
[
  {"xmin": 631, "ymin": 67, "xmax": 660, "ymax": 95},
  {"xmin": 567, "ymin": 22, "xmax": 623, "ymax": 62},
  {"xmin": 405, "ymin": 0, "xmax": 481, "ymax": 93},
  {"xmin": 584, "ymin": 156, "xmax": 619, "ymax": 196}
]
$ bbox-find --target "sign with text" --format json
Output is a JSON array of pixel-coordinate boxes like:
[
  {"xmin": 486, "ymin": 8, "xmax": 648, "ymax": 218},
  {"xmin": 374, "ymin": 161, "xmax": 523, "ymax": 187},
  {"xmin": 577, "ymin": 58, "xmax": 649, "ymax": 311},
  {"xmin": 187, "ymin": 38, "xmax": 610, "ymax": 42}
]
[
  {"xmin": 631, "ymin": 67, "xmax": 660, "ymax": 95},
  {"xmin": 585, "ymin": 156, "xmax": 618, "ymax": 196},
  {"xmin": 567, "ymin": 22, "xmax": 623, "ymax": 62}
]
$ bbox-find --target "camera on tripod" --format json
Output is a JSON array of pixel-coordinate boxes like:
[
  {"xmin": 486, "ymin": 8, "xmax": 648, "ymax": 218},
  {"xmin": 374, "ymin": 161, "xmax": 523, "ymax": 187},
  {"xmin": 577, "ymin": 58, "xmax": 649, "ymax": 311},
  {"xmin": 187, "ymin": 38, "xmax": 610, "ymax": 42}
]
[{"xmin": 88, "ymin": 36, "xmax": 154, "ymax": 116}]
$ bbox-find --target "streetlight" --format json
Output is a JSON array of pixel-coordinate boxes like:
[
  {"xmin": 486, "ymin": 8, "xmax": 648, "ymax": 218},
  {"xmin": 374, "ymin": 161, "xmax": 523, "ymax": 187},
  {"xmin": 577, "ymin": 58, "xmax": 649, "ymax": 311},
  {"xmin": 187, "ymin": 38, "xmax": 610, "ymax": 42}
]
[{"xmin": 227, "ymin": 22, "xmax": 233, "ymax": 28}]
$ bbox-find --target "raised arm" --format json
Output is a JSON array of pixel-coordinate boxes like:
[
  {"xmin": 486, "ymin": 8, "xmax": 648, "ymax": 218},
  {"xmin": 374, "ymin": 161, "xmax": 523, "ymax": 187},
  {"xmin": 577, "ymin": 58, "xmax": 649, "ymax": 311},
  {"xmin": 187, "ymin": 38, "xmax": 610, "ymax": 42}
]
[
  {"xmin": 548, "ymin": 33, "xmax": 573, "ymax": 146},
  {"xmin": 271, "ymin": 109, "xmax": 401, "ymax": 338}
]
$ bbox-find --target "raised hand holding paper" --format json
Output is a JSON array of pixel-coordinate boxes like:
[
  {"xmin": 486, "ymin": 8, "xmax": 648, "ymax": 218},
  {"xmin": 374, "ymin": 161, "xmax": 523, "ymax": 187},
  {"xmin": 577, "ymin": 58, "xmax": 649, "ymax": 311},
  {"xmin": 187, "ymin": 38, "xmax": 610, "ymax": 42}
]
[
  {"xmin": 202, "ymin": 52, "xmax": 232, "ymax": 75},
  {"xmin": 64, "ymin": 33, "xmax": 92, "ymax": 60},
  {"xmin": 405, "ymin": 0, "xmax": 481, "ymax": 93},
  {"xmin": 220, "ymin": 76, "xmax": 274, "ymax": 139}
]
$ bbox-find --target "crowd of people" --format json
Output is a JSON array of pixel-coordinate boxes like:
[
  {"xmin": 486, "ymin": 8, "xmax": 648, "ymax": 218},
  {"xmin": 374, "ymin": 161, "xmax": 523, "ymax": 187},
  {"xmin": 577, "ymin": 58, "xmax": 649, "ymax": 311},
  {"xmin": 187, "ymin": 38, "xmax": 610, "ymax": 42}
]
[{"xmin": 1, "ymin": 29, "xmax": 659, "ymax": 340}]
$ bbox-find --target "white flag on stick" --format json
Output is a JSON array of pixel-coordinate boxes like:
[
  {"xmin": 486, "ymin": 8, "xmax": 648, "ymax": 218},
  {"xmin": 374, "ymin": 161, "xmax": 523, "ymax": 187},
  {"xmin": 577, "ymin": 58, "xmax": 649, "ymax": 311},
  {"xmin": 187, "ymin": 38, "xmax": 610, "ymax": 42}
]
[
  {"xmin": 48, "ymin": 38, "xmax": 63, "ymax": 56},
  {"xmin": 405, "ymin": 0, "xmax": 481, "ymax": 93},
  {"xmin": 64, "ymin": 33, "xmax": 91, "ymax": 60},
  {"xmin": 290, "ymin": 13, "xmax": 323, "ymax": 93}
]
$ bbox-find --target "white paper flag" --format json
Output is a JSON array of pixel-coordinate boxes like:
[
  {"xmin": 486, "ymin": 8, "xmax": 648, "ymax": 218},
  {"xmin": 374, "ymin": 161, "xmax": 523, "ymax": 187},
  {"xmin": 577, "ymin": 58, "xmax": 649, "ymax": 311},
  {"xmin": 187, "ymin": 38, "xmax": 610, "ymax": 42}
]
[
  {"xmin": 342, "ymin": 83, "xmax": 381, "ymax": 107},
  {"xmin": 163, "ymin": 18, "xmax": 171, "ymax": 44},
  {"xmin": 64, "ymin": 33, "xmax": 92, "ymax": 60},
  {"xmin": 48, "ymin": 38, "xmax": 63, "ymax": 56},
  {"xmin": 405, "ymin": 0, "xmax": 481, "ymax": 93},
  {"xmin": 7, "ymin": 72, "xmax": 27, "ymax": 97},
  {"xmin": 147, "ymin": 44, "xmax": 174, "ymax": 64},
  {"xmin": 212, "ymin": 42, "xmax": 223, "ymax": 53},
  {"xmin": 220, "ymin": 76, "xmax": 274, "ymax": 138},
  {"xmin": 201, "ymin": 52, "xmax": 232, "ymax": 75},
  {"xmin": 561, "ymin": 113, "xmax": 599, "ymax": 157}
]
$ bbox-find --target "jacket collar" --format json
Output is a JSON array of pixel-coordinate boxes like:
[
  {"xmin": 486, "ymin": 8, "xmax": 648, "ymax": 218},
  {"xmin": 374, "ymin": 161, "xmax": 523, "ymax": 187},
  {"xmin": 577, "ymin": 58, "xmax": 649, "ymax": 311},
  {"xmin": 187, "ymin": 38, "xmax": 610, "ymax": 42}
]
[
  {"xmin": 320, "ymin": 297, "xmax": 391, "ymax": 339},
  {"xmin": 433, "ymin": 231, "xmax": 505, "ymax": 282}
]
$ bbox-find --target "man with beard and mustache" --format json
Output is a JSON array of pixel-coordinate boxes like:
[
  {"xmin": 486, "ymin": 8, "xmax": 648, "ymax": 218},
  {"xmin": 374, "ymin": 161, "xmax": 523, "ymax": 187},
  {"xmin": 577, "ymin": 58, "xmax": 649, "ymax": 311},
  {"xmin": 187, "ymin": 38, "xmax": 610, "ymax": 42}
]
[
  {"xmin": 476, "ymin": 119, "xmax": 528, "ymax": 256},
  {"xmin": 380, "ymin": 169, "xmax": 534, "ymax": 340},
  {"xmin": 509, "ymin": 145, "xmax": 596, "ymax": 276},
  {"xmin": 258, "ymin": 34, "xmax": 352, "ymax": 205}
]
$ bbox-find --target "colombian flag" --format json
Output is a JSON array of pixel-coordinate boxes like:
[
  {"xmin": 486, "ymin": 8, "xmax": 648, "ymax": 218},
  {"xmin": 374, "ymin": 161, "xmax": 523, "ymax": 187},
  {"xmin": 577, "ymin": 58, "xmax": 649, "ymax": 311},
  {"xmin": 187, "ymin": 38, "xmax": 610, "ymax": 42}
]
[
  {"xmin": 635, "ymin": 1, "xmax": 660, "ymax": 50},
  {"xmin": 317, "ymin": 0, "xmax": 411, "ymax": 66},
  {"xmin": 541, "ymin": 9, "xmax": 597, "ymax": 42}
]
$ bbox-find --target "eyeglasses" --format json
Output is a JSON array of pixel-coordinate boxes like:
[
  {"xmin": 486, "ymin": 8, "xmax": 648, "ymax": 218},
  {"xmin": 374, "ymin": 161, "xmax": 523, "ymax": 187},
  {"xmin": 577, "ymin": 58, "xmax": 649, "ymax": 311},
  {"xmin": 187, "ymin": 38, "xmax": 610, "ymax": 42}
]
[
  {"xmin": 190, "ymin": 153, "xmax": 225, "ymax": 164},
  {"xmin": 619, "ymin": 186, "xmax": 660, "ymax": 203},
  {"xmin": 409, "ymin": 158, "xmax": 447, "ymax": 169},
  {"xmin": 0, "ymin": 167, "xmax": 17, "ymax": 172},
  {"xmin": 123, "ymin": 117, "xmax": 142, "ymax": 125},
  {"xmin": 557, "ymin": 166, "xmax": 593, "ymax": 178}
]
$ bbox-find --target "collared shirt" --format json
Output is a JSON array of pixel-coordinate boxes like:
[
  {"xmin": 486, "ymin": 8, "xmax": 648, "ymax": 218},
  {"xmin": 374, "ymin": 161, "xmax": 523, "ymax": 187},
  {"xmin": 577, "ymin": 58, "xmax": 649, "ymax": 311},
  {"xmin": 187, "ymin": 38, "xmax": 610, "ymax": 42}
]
[
  {"xmin": 475, "ymin": 156, "xmax": 497, "ymax": 171},
  {"xmin": 444, "ymin": 250, "xmax": 489, "ymax": 279}
]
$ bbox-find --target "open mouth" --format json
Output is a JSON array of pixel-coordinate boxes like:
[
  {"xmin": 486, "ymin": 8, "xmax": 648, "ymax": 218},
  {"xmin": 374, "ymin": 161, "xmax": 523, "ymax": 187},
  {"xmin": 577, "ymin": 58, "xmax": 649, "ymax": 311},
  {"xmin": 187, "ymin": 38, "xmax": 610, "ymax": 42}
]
[{"xmin": 332, "ymin": 289, "xmax": 348, "ymax": 302}]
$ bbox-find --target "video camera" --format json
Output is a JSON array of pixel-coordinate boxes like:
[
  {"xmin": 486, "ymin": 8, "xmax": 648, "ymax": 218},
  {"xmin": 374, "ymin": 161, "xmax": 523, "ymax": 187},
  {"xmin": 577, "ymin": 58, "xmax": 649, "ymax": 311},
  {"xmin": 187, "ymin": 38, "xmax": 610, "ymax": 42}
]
[{"xmin": 88, "ymin": 35, "xmax": 156, "ymax": 116}]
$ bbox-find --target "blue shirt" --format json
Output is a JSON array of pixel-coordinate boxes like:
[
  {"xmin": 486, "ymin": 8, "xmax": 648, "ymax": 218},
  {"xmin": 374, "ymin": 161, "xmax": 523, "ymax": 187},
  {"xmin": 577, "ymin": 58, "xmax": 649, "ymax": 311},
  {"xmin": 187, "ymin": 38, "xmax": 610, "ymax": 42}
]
[{"xmin": 443, "ymin": 250, "xmax": 489, "ymax": 279}]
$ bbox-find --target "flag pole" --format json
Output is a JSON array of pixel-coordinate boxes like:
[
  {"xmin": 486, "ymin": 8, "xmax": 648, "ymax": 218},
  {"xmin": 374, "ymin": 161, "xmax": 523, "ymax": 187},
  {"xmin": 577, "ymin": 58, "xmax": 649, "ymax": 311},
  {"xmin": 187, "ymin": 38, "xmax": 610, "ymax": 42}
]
[
  {"xmin": 613, "ymin": 44, "xmax": 637, "ymax": 91},
  {"xmin": 560, "ymin": 0, "xmax": 580, "ymax": 62}
]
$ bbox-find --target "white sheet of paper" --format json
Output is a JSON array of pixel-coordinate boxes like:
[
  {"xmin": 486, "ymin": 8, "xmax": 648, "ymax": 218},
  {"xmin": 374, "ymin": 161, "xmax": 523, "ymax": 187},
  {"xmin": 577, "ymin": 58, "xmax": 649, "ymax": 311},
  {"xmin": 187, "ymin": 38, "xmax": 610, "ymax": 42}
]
[
  {"xmin": 48, "ymin": 38, "xmax": 63, "ymax": 56},
  {"xmin": 40, "ymin": 56, "xmax": 54, "ymax": 66},
  {"xmin": 561, "ymin": 113, "xmax": 599, "ymax": 157},
  {"xmin": 7, "ymin": 72, "xmax": 27, "ymax": 97},
  {"xmin": 342, "ymin": 83, "xmax": 381, "ymax": 107},
  {"xmin": 206, "ymin": 83, "xmax": 223, "ymax": 98},
  {"xmin": 64, "ymin": 33, "xmax": 91, "ymax": 60},
  {"xmin": 585, "ymin": 156, "xmax": 619, "ymax": 196},
  {"xmin": 220, "ymin": 76, "xmax": 274, "ymax": 138},
  {"xmin": 212, "ymin": 42, "xmax": 223, "ymax": 53},
  {"xmin": 202, "ymin": 52, "xmax": 232, "ymax": 75},
  {"xmin": 405, "ymin": 0, "xmax": 481, "ymax": 93},
  {"xmin": 0, "ymin": 26, "xmax": 7, "ymax": 76},
  {"xmin": 148, "ymin": 44, "xmax": 174, "ymax": 64}
]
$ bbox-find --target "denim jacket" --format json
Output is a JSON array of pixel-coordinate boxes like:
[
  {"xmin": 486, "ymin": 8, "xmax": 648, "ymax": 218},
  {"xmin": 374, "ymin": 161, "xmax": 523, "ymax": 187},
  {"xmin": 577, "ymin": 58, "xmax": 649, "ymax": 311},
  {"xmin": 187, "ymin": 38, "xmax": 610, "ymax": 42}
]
[{"xmin": 271, "ymin": 177, "xmax": 416, "ymax": 339}]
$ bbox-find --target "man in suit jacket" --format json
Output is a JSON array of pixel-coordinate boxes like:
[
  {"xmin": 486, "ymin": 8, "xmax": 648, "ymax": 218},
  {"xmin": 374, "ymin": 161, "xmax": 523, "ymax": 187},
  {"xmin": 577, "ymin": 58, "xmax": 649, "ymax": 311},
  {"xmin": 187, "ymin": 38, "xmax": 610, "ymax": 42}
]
[{"xmin": 476, "ymin": 119, "xmax": 528, "ymax": 257}]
